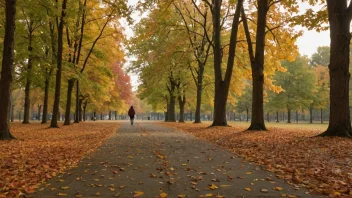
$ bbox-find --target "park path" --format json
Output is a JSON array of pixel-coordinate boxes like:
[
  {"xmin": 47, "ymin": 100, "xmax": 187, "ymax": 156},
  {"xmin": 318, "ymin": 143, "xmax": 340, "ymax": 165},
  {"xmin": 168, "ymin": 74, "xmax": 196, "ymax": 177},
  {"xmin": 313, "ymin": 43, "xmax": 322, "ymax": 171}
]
[{"xmin": 35, "ymin": 121, "xmax": 322, "ymax": 198}]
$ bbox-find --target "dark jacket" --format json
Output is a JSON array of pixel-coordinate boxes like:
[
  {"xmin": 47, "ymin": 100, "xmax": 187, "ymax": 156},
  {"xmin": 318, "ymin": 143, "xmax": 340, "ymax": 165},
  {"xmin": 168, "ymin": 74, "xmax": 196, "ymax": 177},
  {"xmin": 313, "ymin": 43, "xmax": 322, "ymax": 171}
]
[{"xmin": 128, "ymin": 108, "xmax": 135, "ymax": 117}]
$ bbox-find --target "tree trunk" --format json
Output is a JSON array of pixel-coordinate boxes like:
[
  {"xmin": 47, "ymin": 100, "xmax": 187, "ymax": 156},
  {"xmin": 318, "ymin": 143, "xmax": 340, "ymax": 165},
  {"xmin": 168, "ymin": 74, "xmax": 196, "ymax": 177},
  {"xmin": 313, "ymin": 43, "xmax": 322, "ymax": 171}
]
[
  {"xmin": 246, "ymin": 0, "xmax": 268, "ymax": 131},
  {"xmin": 190, "ymin": 112, "xmax": 192, "ymax": 122},
  {"xmin": 178, "ymin": 95, "xmax": 186, "ymax": 123},
  {"xmin": 51, "ymin": 0, "xmax": 68, "ymax": 128},
  {"xmin": 0, "ymin": 0, "xmax": 16, "ymax": 140},
  {"xmin": 11, "ymin": 105, "xmax": 14, "ymax": 122},
  {"xmin": 42, "ymin": 21, "xmax": 56, "ymax": 124},
  {"xmin": 319, "ymin": 0, "xmax": 352, "ymax": 136},
  {"xmin": 83, "ymin": 103, "xmax": 87, "ymax": 121},
  {"xmin": 42, "ymin": 78, "xmax": 50, "ymax": 124},
  {"xmin": 276, "ymin": 111, "xmax": 279, "ymax": 122},
  {"xmin": 0, "ymin": 0, "xmax": 16, "ymax": 139},
  {"xmin": 211, "ymin": 0, "xmax": 243, "ymax": 126},
  {"xmin": 296, "ymin": 110, "xmax": 298, "ymax": 123},
  {"xmin": 321, "ymin": 108, "xmax": 323, "ymax": 124},
  {"xmin": 37, "ymin": 105, "xmax": 42, "ymax": 121},
  {"xmin": 74, "ymin": 81, "xmax": 80, "ymax": 123},
  {"xmin": 194, "ymin": 65, "xmax": 204, "ymax": 123},
  {"xmin": 309, "ymin": 105, "xmax": 313, "ymax": 124},
  {"xmin": 164, "ymin": 111, "xmax": 168, "ymax": 122},
  {"xmin": 63, "ymin": 80, "xmax": 75, "ymax": 125},
  {"xmin": 79, "ymin": 99, "xmax": 83, "ymax": 121},
  {"xmin": 23, "ymin": 36, "xmax": 34, "ymax": 124},
  {"xmin": 168, "ymin": 97, "xmax": 176, "ymax": 122},
  {"xmin": 245, "ymin": 108, "xmax": 248, "ymax": 122},
  {"xmin": 267, "ymin": 112, "xmax": 270, "ymax": 122},
  {"xmin": 287, "ymin": 108, "xmax": 291, "ymax": 123}
]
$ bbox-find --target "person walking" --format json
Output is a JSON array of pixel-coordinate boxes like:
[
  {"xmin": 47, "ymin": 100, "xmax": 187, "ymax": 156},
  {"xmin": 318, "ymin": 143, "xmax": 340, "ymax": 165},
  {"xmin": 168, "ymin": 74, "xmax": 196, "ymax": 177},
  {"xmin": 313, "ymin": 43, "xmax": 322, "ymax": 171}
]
[{"xmin": 128, "ymin": 106, "xmax": 136, "ymax": 125}]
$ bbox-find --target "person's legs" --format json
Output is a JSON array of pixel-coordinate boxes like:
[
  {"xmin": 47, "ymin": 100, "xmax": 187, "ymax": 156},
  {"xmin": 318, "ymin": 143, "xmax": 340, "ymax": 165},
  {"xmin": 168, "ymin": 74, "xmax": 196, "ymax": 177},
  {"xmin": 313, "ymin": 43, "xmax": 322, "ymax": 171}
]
[{"xmin": 130, "ymin": 116, "xmax": 134, "ymax": 125}]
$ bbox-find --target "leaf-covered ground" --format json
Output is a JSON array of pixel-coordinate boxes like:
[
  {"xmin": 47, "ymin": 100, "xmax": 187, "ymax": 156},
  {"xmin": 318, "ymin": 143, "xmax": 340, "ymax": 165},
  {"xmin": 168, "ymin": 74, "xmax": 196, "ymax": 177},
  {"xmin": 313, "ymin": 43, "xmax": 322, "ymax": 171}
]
[
  {"xmin": 161, "ymin": 122, "xmax": 352, "ymax": 198},
  {"xmin": 0, "ymin": 122, "xmax": 119, "ymax": 197}
]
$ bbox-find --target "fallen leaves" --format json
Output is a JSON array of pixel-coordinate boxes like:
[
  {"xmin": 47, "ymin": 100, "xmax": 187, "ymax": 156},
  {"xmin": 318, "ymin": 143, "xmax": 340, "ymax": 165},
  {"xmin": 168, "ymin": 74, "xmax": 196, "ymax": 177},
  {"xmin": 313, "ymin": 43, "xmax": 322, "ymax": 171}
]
[
  {"xmin": 0, "ymin": 122, "xmax": 119, "ymax": 197},
  {"xmin": 133, "ymin": 191, "xmax": 144, "ymax": 197},
  {"xmin": 274, "ymin": 187, "xmax": 284, "ymax": 191},
  {"xmin": 161, "ymin": 122, "xmax": 352, "ymax": 197},
  {"xmin": 208, "ymin": 184, "xmax": 218, "ymax": 190}
]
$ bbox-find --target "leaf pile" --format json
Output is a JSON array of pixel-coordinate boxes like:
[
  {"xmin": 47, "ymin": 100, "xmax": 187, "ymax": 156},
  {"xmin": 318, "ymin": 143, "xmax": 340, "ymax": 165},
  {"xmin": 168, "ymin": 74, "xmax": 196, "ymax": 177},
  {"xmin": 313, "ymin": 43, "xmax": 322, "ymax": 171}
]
[
  {"xmin": 162, "ymin": 123, "xmax": 352, "ymax": 197},
  {"xmin": 0, "ymin": 122, "xmax": 118, "ymax": 197}
]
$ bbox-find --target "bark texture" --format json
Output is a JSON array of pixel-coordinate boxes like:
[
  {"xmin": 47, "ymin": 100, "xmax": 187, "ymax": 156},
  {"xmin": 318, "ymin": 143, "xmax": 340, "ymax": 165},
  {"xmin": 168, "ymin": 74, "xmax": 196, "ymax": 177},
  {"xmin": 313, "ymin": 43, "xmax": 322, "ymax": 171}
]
[
  {"xmin": 242, "ymin": 0, "xmax": 268, "ymax": 130},
  {"xmin": 64, "ymin": 79, "xmax": 75, "ymax": 125},
  {"xmin": 51, "ymin": 0, "xmax": 68, "ymax": 128},
  {"xmin": 211, "ymin": 0, "xmax": 243, "ymax": 126},
  {"xmin": 319, "ymin": 0, "xmax": 352, "ymax": 137},
  {"xmin": 0, "ymin": 0, "xmax": 17, "ymax": 140}
]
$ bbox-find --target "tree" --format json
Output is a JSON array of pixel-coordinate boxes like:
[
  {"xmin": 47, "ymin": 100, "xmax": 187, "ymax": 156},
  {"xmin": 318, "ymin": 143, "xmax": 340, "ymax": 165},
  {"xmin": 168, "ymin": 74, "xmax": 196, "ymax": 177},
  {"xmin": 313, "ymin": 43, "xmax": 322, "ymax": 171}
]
[
  {"xmin": 0, "ymin": 0, "xmax": 17, "ymax": 139},
  {"xmin": 235, "ymin": 86, "xmax": 252, "ymax": 122},
  {"xmin": 207, "ymin": 0, "xmax": 244, "ymax": 126},
  {"xmin": 173, "ymin": 0, "xmax": 212, "ymax": 123},
  {"xmin": 241, "ymin": 0, "xmax": 300, "ymax": 130},
  {"xmin": 62, "ymin": 0, "xmax": 129, "ymax": 125},
  {"xmin": 50, "ymin": 0, "xmax": 68, "ymax": 128},
  {"xmin": 268, "ymin": 55, "xmax": 315, "ymax": 123},
  {"xmin": 16, "ymin": 0, "xmax": 43, "ymax": 124},
  {"xmin": 310, "ymin": 65, "xmax": 329, "ymax": 123},
  {"xmin": 298, "ymin": 0, "xmax": 352, "ymax": 137},
  {"xmin": 321, "ymin": 0, "xmax": 352, "ymax": 136},
  {"xmin": 310, "ymin": 46, "xmax": 330, "ymax": 66}
]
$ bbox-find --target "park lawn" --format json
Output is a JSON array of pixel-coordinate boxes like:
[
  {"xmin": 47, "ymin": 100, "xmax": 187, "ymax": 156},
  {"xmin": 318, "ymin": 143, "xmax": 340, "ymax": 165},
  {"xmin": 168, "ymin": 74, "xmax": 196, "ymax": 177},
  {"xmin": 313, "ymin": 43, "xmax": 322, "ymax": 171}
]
[
  {"xmin": 0, "ymin": 121, "xmax": 119, "ymax": 198},
  {"xmin": 162, "ymin": 122, "xmax": 352, "ymax": 197}
]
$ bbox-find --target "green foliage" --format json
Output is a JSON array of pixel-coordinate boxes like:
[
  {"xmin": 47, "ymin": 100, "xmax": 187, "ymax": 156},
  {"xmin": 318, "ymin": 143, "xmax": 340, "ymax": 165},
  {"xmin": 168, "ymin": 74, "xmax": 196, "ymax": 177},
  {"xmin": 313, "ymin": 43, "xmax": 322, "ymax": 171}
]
[
  {"xmin": 235, "ymin": 86, "xmax": 252, "ymax": 114},
  {"xmin": 310, "ymin": 46, "xmax": 329, "ymax": 66},
  {"xmin": 267, "ymin": 55, "xmax": 316, "ymax": 111}
]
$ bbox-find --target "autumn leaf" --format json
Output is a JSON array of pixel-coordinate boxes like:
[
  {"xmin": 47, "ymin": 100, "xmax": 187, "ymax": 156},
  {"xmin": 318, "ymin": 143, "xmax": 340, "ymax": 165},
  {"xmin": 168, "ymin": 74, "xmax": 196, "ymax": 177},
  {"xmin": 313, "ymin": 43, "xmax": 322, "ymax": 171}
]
[
  {"xmin": 261, "ymin": 189, "xmax": 269, "ymax": 193},
  {"xmin": 160, "ymin": 192, "xmax": 167, "ymax": 197},
  {"xmin": 245, "ymin": 188, "xmax": 251, "ymax": 191},
  {"xmin": 208, "ymin": 184, "xmax": 218, "ymax": 190},
  {"xmin": 134, "ymin": 191, "xmax": 144, "ymax": 197},
  {"xmin": 57, "ymin": 193, "xmax": 67, "ymax": 196},
  {"xmin": 274, "ymin": 187, "xmax": 283, "ymax": 191}
]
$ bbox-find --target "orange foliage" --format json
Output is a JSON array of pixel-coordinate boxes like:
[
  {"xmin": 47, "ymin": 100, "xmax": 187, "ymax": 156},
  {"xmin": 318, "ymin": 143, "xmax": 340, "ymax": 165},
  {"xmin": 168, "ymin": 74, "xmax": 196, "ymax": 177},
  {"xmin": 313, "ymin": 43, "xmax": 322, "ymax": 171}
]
[
  {"xmin": 161, "ymin": 123, "xmax": 352, "ymax": 197},
  {"xmin": 111, "ymin": 61, "xmax": 132, "ymax": 104},
  {"xmin": 0, "ymin": 122, "xmax": 119, "ymax": 197}
]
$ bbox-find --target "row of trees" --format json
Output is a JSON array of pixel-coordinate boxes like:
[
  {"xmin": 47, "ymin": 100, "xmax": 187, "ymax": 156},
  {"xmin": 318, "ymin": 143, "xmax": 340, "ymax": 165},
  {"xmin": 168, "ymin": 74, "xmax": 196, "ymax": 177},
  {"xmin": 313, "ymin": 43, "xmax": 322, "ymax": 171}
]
[
  {"xmin": 236, "ymin": 52, "xmax": 330, "ymax": 124},
  {"xmin": 0, "ymin": 0, "xmax": 132, "ymax": 139},
  {"xmin": 130, "ymin": 0, "xmax": 352, "ymax": 137}
]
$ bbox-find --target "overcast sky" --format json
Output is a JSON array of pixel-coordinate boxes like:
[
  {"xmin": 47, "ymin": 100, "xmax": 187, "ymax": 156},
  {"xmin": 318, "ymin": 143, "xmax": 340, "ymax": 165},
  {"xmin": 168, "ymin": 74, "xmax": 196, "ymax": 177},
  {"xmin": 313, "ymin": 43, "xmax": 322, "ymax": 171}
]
[{"xmin": 124, "ymin": 0, "xmax": 330, "ymax": 89}]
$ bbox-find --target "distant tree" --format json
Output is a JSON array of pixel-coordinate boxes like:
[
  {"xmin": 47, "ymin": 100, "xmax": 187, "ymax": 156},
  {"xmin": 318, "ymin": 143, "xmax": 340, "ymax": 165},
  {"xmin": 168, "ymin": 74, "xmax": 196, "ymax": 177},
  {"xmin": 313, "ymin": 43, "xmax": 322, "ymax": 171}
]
[
  {"xmin": 310, "ymin": 46, "xmax": 329, "ymax": 66},
  {"xmin": 235, "ymin": 86, "xmax": 252, "ymax": 122},
  {"xmin": 268, "ymin": 56, "xmax": 315, "ymax": 123},
  {"xmin": 310, "ymin": 65, "xmax": 329, "ymax": 123}
]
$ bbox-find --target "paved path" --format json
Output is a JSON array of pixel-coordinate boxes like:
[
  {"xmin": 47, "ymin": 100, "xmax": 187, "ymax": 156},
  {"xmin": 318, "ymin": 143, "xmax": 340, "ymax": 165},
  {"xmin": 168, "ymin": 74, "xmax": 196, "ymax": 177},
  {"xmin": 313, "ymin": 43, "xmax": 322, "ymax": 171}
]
[{"xmin": 35, "ymin": 121, "xmax": 322, "ymax": 198}]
